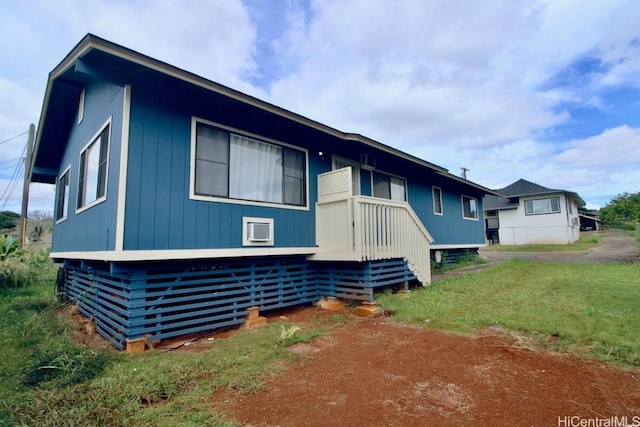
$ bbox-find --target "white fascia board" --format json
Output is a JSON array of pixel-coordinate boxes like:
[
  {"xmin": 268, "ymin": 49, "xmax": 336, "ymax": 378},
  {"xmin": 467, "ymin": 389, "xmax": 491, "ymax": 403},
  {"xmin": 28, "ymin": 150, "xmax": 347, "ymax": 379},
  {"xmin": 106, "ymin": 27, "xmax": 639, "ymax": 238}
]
[{"xmin": 51, "ymin": 247, "xmax": 318, "ymax": 262}]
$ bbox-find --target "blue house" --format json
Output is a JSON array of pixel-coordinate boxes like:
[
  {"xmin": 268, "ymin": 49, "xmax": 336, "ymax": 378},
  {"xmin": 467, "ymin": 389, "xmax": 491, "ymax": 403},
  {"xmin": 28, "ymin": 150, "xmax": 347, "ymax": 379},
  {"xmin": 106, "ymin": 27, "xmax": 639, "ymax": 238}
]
[{"xmin": 31, "ymin": 35, "xmax": 494, "ymax": 349}]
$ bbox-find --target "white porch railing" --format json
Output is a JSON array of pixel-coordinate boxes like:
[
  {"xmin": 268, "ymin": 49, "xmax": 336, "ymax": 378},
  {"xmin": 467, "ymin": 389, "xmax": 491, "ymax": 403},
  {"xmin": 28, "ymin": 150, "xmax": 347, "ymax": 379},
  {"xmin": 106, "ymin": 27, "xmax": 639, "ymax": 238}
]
[{"xmin": 312, "ymin": 168, "xmax": 433, "ymax": 285}]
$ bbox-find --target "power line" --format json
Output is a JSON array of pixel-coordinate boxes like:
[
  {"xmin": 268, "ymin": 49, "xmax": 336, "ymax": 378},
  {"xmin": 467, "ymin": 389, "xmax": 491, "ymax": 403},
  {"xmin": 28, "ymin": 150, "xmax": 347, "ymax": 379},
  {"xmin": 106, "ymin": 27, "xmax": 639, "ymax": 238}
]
[
  {"xmin": 0, "ymin": 143, "xmax": 27, "ymax": 210},
  {"xmin": 0, "ymin": 131, "xmax": 28, "ymax": 146}
]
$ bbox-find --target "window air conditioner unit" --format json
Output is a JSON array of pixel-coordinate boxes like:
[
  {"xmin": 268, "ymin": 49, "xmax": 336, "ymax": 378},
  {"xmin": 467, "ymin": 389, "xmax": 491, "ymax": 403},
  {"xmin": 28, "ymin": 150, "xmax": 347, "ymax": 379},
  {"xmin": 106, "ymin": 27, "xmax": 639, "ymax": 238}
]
[
  {"xmin": 360, "ymin": 154, "xmax": 377, "ymax": 170},
  {"xmin": 247, "ymin": 222, "xmax": 272, "ymax": 242}
]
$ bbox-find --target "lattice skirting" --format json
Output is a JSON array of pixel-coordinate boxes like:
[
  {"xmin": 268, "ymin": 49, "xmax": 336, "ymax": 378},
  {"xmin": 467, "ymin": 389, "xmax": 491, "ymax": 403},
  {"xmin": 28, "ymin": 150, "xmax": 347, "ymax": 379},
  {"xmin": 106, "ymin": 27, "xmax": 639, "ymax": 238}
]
[
  {"xmin": 314, "ymin": 258, "xmax": 416, "ymax": 302},
  {"xmin": 60, "ymin": 256, "xmax": 415, "ymax": 349},
  {"xmin": 61, "ymin": 257, "xmax": 318, "ymax": 350}
]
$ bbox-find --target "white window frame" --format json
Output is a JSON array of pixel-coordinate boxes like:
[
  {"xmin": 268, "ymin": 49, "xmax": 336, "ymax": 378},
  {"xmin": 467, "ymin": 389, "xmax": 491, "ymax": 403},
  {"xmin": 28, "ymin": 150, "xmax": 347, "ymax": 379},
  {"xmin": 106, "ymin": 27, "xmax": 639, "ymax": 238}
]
[
  {"xmin": 76, "ymin": 117, "xmax": 111, "ymax": 214},
  {"xmin": 189, "ymin": 117, "xmax": 309, "ymax": 211},
  {"xmin": 461, "ymin": 194, "xmax": 479, "ymax": 220},
  {"xmin": 55, "ymin": 165, "xmax": 71, "ymax": 223},
  {"xmin": 78, "ymin": 89, "xmax": 85, "ymax": 124},
  {"xmin": 524, "ymin": 197, "xmax": 561, "ymax": 215},
  {"xmin": 433, "ymin": 186, "xmax": 443, "ymax": 215}
]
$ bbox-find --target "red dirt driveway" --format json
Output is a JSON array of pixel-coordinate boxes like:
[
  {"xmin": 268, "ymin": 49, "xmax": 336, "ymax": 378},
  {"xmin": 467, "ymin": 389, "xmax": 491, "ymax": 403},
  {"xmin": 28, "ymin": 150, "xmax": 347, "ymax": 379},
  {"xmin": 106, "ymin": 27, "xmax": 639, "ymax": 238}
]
[{"xmin": 211, "ymin": 312, "xmax": 640, "ymax": 427}]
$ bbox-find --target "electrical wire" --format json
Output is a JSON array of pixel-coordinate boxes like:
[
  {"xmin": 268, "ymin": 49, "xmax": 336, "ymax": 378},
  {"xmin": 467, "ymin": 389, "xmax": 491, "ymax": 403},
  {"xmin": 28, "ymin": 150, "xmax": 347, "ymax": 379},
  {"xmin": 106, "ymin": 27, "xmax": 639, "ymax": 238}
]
[
  {"xmin": 0, "ymin": 131, "xmax": 28, "ymax": 146},
  {"xmin": 0, "ymin": 142, "xmax": 27, "ymax": 210}
]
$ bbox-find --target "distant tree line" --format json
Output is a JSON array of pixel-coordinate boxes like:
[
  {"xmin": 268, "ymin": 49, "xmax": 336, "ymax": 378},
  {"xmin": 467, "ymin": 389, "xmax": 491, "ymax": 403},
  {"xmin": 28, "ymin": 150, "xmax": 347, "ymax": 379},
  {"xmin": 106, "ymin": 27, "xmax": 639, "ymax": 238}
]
[
  {"xmin": 0, "ymin": 211, "xmax": 19, "ymax": 232},
  {"xmin": 599, "ymin": 191, "xmax": 640, "ymax": 230},
  {"xmin": 0, "ymin": 210, "xmax": 53, "ymax": 244}
]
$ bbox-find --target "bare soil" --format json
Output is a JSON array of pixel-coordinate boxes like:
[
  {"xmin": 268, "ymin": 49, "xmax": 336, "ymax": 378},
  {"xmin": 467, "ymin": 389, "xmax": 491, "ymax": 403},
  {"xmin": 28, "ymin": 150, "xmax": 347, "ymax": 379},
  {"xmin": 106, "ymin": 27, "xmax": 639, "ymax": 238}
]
[
  {"xmin": 69, "ymin": 231, "xmax": 640, "ymax": 426},
  {"xmin": 211, "ymin": 308, "xmax": 640, "ymax": 427},
  {"xmin": 210, "ymin": 233, "xmax": 640, "ymax": 426}
]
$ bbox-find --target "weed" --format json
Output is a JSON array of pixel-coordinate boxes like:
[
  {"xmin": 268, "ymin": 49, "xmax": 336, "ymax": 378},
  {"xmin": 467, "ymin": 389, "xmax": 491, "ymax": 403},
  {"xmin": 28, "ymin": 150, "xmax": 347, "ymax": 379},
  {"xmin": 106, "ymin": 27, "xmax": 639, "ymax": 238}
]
[{"xmin": 278, "ymin": 324, "xmax": 302, "ymax": 346}]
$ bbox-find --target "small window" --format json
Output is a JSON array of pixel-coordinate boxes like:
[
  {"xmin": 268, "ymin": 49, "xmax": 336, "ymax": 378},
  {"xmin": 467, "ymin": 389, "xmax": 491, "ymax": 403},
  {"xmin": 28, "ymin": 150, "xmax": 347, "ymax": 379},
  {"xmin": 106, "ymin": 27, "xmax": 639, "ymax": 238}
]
[
  {"xmin": 433, "ymin": 186, "xmax": 443, "ymax": 215},
  {"xmin": 78, "ymin": 121, "xmax": 110, "ymax": 210},
  {"xmin": 462, "ymin": 195, "xmax": 478, "ymax": 220},
  {"xmin": 485, "ymin": 210, "xmax": 497, "ymax": 218},
  {"xmin": 373, "ymin": 172, "xmax": 406, "ymax": 202},
  {"xmin": 567, "ymin": 199, "xmax": 573, "ymax": 215},
  {"xmin": 78, "ymin": 89, "xmax": 85, "ymax": 124},
  {"xmin": 55, "ymin": 168, "xmax": 70, "ymax": 222},
  {"xmin": 525, "ymin": 197, "xmax": 561, "ymax": 215}
]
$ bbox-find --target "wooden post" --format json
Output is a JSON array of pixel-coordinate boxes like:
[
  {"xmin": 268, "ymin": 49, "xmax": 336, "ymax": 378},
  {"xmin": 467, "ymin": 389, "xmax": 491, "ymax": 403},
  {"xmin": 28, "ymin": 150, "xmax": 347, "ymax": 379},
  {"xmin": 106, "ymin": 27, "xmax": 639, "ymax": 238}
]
[{"xmin": 20, "ymin": 124, "xmax": 35, "ymax": 247}]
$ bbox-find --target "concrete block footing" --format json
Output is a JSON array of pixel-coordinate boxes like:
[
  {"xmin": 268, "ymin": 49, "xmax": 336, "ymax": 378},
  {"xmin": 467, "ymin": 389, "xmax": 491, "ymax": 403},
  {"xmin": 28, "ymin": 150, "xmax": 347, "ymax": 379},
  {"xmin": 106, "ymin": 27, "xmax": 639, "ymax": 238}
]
[
  {"xmin": 353, "ymin": 301, "xmax": 384, "ymax": 318},
  {"xmin": 245, "ymin": 306, "xmax": 268, "ymax": 329},
  {"xmin": 317, "ymin": 296, "xmax": 346, "ymax": 311},
  {"xmin": 126, "ymin": 337, "xmax": 147, "ymax": 354}
]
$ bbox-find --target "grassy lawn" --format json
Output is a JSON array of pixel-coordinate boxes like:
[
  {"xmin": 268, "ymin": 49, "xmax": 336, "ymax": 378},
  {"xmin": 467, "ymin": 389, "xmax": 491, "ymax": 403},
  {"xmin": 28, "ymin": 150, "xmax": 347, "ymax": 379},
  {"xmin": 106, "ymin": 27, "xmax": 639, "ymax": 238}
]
[
  {"xmin": 0, "ymin": 284, "xmax": 328, "ymax": 427},
  {"xmin": 483, "ymin": 232, "xmax": 601, "ymax": 252},
  {"xmin": 378, "ymin": 259, "xmax": 640, "ymax": 367},
  {"xmin": 2, "ymin": 253, "xmax": 639, "ymax": 425}
]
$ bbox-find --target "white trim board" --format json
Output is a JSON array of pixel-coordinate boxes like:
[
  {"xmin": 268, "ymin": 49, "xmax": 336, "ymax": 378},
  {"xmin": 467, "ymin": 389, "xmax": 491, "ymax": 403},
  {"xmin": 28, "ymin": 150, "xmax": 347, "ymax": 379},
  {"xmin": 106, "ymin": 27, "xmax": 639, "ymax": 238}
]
[
  {"xmin": 115, "ymin": 84, "xmax": 131, "ymax": 251},
  {"xmin": 51, "ymin": 247, "xmax": 318, "ymax": 262},
  {"xmin": 430, "ymin": 244, "xmax": 487, "ymax": 249}
]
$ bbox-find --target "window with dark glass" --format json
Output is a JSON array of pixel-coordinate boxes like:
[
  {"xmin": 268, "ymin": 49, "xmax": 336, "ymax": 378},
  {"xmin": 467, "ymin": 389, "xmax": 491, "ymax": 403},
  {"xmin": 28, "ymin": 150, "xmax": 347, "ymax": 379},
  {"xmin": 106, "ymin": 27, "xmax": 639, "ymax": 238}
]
[
  {"xmin": 433, "ymin": 186, "xmax": 443, "ymax": 214},
  {"xmin": 56, "ymin": 169, "xmax": 70, "ymax": 221},
  {"xmin": 373, "ymin": 172, "xmax": 406, "ymax": 202},
  {"xmin": 194, "ymin": 122, "xmax": 306, "ymax": 207},
  {"xmin": 462, "ymin": 195, "xmax": 478, "ymax": 219}
]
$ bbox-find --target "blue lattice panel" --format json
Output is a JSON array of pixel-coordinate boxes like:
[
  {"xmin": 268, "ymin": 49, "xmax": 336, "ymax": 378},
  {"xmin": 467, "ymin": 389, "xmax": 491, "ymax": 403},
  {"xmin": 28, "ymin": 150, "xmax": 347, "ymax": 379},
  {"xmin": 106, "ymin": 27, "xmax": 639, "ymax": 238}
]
[
  {"xmin": 314, "ymin": 258, "xmax": 416, "ymax": 302},
  {"xmin": 61, "ymin": 257, "xmax": 318, "ymax": 350}
]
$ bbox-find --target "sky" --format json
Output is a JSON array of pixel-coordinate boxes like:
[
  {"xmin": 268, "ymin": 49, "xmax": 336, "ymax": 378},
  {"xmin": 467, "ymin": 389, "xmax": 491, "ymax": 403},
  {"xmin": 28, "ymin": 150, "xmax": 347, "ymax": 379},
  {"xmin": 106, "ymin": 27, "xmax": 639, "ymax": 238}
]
[{"xmin": 1, "ymin": 0, "xmax": 639, "ymax": 214}]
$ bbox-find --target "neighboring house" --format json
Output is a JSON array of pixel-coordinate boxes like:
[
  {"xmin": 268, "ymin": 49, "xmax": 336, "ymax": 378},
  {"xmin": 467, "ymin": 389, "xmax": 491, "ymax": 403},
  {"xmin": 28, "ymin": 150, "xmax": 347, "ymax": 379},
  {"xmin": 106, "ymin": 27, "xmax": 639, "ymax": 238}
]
[
  {"xmin": 31, "ymin": 34, "xmax": 494, "ymax": 349},
  {"xmin": 483, "ymin": 179, "xmax": 584, "ymax": 245}
]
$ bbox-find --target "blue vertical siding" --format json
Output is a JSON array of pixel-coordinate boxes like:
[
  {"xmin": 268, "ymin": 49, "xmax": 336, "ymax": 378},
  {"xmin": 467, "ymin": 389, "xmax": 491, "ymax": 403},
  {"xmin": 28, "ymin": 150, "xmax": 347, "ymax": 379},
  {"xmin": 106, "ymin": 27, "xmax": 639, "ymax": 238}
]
[
  {"xmin": 331, "ymin": 146, "xmax": 486, "ymax": 246},
  {"xmin": 123, "ymin": 85, "xmax": 320, "ymax": 251},
  {"xmin": 51, "ymin": 81, "xmax": 124, "ymax": 252},
  {"xmin": 409, "ymin": 178, "xmax": 486, "ymax": 245}
]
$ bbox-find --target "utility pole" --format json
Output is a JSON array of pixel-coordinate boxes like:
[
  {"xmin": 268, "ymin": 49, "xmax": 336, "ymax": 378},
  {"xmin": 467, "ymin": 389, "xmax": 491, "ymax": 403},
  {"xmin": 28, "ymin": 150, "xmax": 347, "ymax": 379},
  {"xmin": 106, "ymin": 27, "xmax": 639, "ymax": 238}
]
[
  {"xmin": 460, "ymin": 167, "xmax": 470, "ymax": 180},
  {"xmin": 20, "ymin": 124, "xmax": 35, "ymax": 247}
]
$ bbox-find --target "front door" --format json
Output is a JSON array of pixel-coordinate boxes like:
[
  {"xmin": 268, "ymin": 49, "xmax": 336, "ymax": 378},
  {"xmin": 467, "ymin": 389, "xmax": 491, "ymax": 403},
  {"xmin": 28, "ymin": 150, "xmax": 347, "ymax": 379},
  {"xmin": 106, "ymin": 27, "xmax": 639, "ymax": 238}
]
[{"xmin": 332, "ymin": 155, "xmax": 360, "ymax": 196}]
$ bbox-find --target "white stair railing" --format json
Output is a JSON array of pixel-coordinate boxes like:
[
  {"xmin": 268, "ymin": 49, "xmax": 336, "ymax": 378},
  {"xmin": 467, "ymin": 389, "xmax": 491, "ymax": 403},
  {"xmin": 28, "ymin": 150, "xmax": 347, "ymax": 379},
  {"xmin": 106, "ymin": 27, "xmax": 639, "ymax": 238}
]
[
  {"xmin": 353, "ymin": 196, "xmax": 433, "ymax": 285},
  {"xmin": 314, "ymin": 167, "xmax": 433, "ymax": 285}
]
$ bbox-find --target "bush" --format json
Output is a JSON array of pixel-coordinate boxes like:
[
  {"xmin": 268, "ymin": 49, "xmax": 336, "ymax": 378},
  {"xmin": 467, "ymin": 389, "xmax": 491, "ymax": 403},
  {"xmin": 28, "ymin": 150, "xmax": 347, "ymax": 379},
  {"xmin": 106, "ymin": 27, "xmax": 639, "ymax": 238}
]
[
  {"xmin": 604, "ymin": 220, "xmax": 637, "ymax": 230},
  {"xmin": 0, "ymin": 237, "xmax": 56, "ymax": 289}
]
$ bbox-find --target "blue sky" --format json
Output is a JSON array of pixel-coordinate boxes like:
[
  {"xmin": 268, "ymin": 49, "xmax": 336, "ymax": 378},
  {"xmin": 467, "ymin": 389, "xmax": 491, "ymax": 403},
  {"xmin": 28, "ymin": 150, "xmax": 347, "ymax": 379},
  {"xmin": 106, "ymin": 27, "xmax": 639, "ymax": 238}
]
[{"xmin": 1, "ymin": 0, "xmax": 639, "ymax": 214}]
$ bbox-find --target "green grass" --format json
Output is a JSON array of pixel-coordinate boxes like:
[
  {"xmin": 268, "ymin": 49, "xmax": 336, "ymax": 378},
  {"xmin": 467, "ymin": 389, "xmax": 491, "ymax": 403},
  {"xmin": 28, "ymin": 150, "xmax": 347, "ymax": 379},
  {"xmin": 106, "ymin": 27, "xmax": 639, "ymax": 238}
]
[
  {"xmin": 483, "ymin": 232, "xmax": 601, "ymax": 252},
  {"xmin": 0, "ymin": 282, "xmax": 327, "ymax": 427},
  {"xmin": 2, "ymin": 251, "xmax": 639, "ymax": 425},
  {"xmin": 378, "ymin": 259, "xmax": 640, "ymax": 366}
]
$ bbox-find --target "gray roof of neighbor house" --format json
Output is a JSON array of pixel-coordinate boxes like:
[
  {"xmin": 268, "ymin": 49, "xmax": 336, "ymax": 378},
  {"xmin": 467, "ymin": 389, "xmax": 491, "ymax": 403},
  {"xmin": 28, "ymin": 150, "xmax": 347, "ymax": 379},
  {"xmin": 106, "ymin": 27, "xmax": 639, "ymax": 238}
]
[
  {"xmin": 483, "ymin": 194, "xmax": 519, "ymax": 210},
  {"xmin": 484, "ymin": 178, "xmax": 585, "ymax": 210},
  {"xmin": 30, "ymin": 33, "xmax": 498, "ymax": 197}
]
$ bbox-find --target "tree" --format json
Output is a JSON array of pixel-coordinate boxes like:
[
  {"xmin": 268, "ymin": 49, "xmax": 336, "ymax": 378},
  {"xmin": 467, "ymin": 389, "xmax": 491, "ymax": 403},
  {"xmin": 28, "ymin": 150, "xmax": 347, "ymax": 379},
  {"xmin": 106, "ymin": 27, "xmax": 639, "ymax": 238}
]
[
  {"xmin": 599, "ymin": 192, "xmax": 640, "ymax": 229},
  {"xmin": 0, "ymin": 211, "xmax": 19, "ymax": 231},
  {"xmin": 27, "ymin": 210, "xmax": 53, "ymax": 243}
]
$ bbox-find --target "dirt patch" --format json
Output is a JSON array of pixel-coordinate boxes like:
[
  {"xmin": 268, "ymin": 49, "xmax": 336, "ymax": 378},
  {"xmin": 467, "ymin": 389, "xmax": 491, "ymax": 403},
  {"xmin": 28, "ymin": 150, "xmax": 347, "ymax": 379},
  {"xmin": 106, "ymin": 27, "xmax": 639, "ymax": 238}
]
[{"xmin": 211, "ymin": 314, "xmax": 640, "ymax": 427}]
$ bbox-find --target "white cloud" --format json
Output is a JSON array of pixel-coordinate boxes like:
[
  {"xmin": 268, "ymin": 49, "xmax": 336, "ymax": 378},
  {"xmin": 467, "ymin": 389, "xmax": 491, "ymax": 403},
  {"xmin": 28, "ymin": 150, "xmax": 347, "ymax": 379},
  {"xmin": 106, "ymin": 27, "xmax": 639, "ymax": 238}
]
[{"xmin": 552, "ymin": 126, "xmax": 640, "ymax": 169}]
